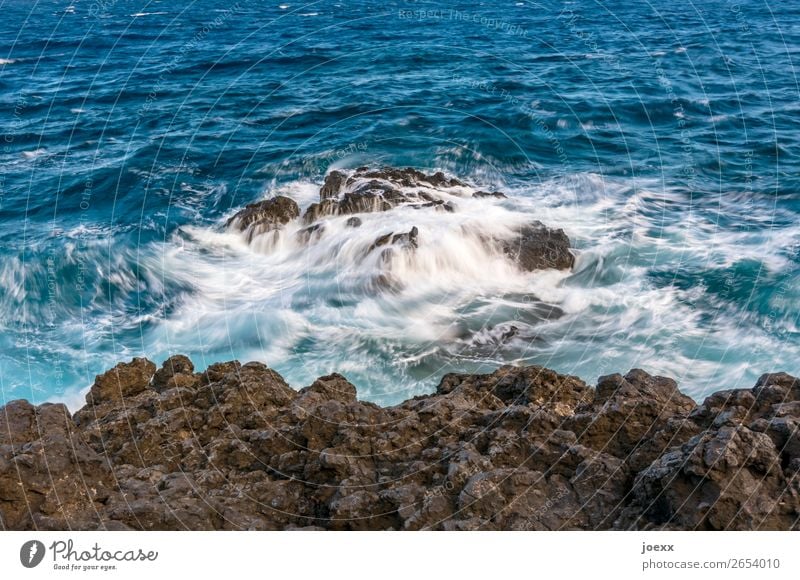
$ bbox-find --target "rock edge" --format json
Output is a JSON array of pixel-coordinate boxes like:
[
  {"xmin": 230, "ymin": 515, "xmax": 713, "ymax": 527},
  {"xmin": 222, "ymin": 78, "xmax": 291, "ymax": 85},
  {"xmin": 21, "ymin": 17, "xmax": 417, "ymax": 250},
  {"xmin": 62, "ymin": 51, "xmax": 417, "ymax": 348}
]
[{"xmin": 1, "ymin": 358, "xmax": 798, "ymax": 530}]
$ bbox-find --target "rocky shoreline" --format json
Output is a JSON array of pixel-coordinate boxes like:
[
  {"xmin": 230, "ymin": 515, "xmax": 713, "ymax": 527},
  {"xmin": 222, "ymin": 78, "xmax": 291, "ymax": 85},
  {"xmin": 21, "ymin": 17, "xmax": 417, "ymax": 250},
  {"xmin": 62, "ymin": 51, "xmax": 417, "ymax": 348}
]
[
  {"xmin": 1, "ymin": 357, "xmax": 798, "ymax": 530},
  {"xmin": 2, "ymin": 168, "xmax": 798, "ymax": 530}
]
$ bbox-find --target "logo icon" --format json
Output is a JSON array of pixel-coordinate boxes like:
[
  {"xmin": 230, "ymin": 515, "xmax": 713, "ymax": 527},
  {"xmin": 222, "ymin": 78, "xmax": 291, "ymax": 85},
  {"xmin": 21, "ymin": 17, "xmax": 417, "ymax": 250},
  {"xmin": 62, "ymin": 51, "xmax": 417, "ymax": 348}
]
[{"xmin": 20, "ymin": 540, "xmax": 45, "ymax": 568}]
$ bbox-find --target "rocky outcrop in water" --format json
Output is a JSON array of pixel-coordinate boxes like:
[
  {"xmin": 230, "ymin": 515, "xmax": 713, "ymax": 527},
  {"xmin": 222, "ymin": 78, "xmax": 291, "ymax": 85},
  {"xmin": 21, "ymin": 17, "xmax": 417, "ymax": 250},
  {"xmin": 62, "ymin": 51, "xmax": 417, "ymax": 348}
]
[
  {"xmin": 301, "ymin": 167, "xmax": 464, "ymax": 224},
  {"xmin": 226, "ymin": 167, "xmax": 574, "ymax": 274},
  {"xmin": 2, "ymin": 358, "xmax": 798, "ymax": 530},
  {"xmin": 501, "ymin": 222, "xmax": 575, "ymax": 271},
  {"xmin": 226, "ymin": 195, "xmax": 300, "ymax": 242}
]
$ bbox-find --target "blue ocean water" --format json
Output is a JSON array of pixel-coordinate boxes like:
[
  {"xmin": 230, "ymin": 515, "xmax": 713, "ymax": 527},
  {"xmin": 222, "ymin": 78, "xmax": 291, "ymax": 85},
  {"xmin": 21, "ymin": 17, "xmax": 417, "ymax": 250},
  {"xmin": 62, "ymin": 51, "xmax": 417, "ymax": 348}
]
[{"xmin": 1, "ymin": 0, "xmax": 799, "ymax": 408}]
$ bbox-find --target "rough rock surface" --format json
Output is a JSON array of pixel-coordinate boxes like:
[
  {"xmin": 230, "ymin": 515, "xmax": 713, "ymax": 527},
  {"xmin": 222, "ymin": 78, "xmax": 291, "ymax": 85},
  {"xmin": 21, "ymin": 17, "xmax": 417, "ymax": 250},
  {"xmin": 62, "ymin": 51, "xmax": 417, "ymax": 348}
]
[
  {"xmin": 303, "ymin": 167, "xmax": 467, "ymax": 224},
  {"xmin": 226, "ymin": 166, "xmax": 575, "ymax": 274},
  {"xmin": 226, "ymin": 195, "xmax": 300, "ymax": 241},
  {"xmin": 2, "ymin": 358, "xmax": 798, "ymax": 530},
  {"xmin": 501, "ymin": 222, "xmax": 575, "ymax": 272}
]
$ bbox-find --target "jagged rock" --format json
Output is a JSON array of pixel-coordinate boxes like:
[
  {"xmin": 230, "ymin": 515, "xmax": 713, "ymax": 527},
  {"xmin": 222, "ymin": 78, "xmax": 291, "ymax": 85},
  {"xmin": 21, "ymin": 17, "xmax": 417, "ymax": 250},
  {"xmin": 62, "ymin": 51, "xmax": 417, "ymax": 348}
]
[
  {"xmin": 303, "ymin": 199, "xmax": 339, "ymax": 224},
  {"xmin": 368, "ymin": 227, "xmax": 419, "ymax": 254},
  {"xmin": 302, "ymin": 191, "xmax": 394, "ymax": 224},
  {"xmin": 4, "ymin": 358, "xmax": 797, "ymax": 530},
  {"xmin": 567, "ymin": 369, "xmax": 697, "ymax": 470},
  {"xmin": 226, "ymin": 196, "xmax": 300, "ymax": 240},
  {"xmin": 302, "ymin": 167, "xmax": 464, "ymax": 224},
  {"xmin": 227, "ymin": 168, "xmax": 575, "ymax": 274},
  {"xmin": 0, "ymin": 402, "xmax": 113, "ymax": 529},
  {"xmin": 351, "ymin": 167, "xmax": 465, "ymax": 189},
  {"xmin": 437, "ymin": 365, "xmax": 591, "ymax": 416},
  {"xmin": 85, "ymin": 357, "xmax": 156, "ymax": 405},
  {"xmin": 296, "ymin": 223, "xmax": 325, "ymax": 244},
  {"xmin": 616, "ymin": 371, "xmax": 800, "ymax": 530},
  {"xmin": 502, "ymin": 222, "xmax": 575, "ymax": 271},
  {"xmin": 320, "ymin": 170, "xmax": 347, "ymax": 200},
  {"xmin": 298, "ymin": 373, "xmax": 358, "ymax": 405},
  {"xmin": 152, "ymin": 355, "xmax": 195, "ymax": 392}
]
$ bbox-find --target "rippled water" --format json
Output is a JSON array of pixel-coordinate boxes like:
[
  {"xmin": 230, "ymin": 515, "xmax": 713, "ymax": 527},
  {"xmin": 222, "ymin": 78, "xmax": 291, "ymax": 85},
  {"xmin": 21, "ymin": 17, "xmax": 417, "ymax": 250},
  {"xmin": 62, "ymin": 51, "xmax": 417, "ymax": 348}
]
[{"xmin": 1, "ymin": 0, "xmax": 799, "ymax": 407}]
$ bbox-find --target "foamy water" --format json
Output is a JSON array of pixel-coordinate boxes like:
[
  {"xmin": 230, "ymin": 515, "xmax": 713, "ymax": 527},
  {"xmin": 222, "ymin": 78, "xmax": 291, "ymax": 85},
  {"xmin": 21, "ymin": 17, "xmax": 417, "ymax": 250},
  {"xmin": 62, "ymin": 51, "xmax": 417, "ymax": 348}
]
[{"xmin": 1, "ymin": 0, "xmax": 798, "ymax": 407}]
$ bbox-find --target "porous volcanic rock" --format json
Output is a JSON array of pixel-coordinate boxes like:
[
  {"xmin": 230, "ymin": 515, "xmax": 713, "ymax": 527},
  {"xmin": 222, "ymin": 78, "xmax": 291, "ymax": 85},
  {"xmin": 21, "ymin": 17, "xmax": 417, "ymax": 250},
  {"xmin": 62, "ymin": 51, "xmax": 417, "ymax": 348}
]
[
  {"xmin": 2, "ymin": 357, "xmax": 798, "ymax": 530},
  {"xmin": 501, "ymin": 222, "xmax": 575, "ymax": 272},
  {"xmin": 226, "ymin": 195, "xmax": 300, "ymax": 241}
]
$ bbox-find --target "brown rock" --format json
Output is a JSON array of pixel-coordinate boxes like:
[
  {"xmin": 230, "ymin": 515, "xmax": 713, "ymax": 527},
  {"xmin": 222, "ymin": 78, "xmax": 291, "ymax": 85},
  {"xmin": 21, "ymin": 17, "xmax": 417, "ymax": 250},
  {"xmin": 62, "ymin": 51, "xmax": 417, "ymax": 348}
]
[
  {"xmin": 320, "ymin": 170, "xmax": 347, "ymax": 200},
  {"xmin": 226, "ymin": 196, "xmax": 300, "ymax": 239},
  {"xmin": 152, "ymin": 355, "xmax": 195, "ymax": 392},
  {"xmin": 2, "ymin": 358, "xmax": 798, "ymax": 531},
  {"xmin": 502, "ymin": 222, "xmax": 575, "ymax": 271},
  {"xmin": 85, "ymin": 357, "xmax": 156, "ymax": 405}
]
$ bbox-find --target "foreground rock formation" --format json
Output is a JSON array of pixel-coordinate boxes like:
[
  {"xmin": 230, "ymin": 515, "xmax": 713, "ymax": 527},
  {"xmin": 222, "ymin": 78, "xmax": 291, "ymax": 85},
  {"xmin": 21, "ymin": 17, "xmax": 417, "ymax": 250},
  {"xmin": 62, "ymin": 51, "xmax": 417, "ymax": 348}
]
[{"xmin": 1, "ymin": 357, "xmax": 798, "ymax": 530}]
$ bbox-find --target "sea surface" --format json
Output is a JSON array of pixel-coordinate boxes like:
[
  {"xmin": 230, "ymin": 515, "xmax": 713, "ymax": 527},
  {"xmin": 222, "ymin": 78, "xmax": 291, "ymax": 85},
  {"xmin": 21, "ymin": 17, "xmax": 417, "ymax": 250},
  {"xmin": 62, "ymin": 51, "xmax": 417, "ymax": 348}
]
[{"xmin": 1, "ymin": 0, "xmax": 799, "ymax": 408}]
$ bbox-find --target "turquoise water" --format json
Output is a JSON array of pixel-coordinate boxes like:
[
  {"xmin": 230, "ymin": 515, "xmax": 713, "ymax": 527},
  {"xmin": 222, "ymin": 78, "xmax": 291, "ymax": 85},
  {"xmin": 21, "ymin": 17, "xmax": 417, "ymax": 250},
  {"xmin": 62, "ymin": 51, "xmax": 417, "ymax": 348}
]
[{"xmin": 1, "ymin": 0, "xmax": 799, "ymax": 407}]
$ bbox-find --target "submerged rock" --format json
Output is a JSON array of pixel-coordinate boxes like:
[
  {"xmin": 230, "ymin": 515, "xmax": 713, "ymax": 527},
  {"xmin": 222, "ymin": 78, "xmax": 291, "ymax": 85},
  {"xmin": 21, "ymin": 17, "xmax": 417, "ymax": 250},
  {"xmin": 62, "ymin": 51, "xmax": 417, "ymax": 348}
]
[
  {"xmin": 366, "ymin": 226, "xmax": 420, "ymax": 290},
  {"xmin": 473, "ymin": 190, "xmax": 507, "ymax": 199},
  {"xmin": 296, "ymin": 223, "xmax": 325, "ymax": 244},
  {"xmin": 2, "ymin": 357, "xmax": 798, "ymax": 530},
  {"xmin": 368, "ymin": 226, "xmax": 419, "ymax": 254}
]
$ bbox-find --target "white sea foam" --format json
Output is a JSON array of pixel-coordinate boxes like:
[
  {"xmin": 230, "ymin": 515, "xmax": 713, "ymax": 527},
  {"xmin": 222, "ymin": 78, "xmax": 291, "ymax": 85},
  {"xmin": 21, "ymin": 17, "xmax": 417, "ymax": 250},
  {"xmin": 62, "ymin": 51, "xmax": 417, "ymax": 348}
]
[
  {"xmin": 130, "ymin": 174, "xmax": 579, "ymax": 396},
  {"xmin": 22, "ymin": 148, "xmax": 47, "ymax": 159},
  {"xmin": 6, "ymin": 170, "xmax": 798, "ymax": 408}
]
